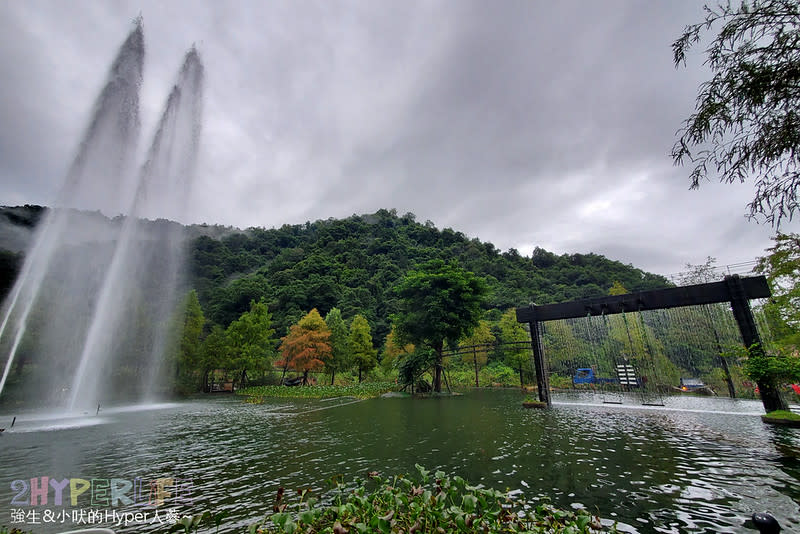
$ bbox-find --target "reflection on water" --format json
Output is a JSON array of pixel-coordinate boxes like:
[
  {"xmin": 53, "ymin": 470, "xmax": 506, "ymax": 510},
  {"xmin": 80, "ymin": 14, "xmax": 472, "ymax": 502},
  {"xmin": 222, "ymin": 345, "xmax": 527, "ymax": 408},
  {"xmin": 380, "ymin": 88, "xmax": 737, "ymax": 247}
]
[{"xmin": 1, "ymin": 390, "xmax": 799, "ymax": 533}]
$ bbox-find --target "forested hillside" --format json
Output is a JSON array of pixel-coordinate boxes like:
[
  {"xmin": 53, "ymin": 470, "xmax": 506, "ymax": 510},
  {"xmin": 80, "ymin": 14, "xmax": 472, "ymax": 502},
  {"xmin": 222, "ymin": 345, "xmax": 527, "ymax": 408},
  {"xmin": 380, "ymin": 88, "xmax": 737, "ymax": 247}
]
[
  {"xmin": 0, "ymin": 205, "xmax": 671, "ymax": 348},
  {"xmin": 187, "ymin": 208, "xmax": 670, "ymax": 342}
]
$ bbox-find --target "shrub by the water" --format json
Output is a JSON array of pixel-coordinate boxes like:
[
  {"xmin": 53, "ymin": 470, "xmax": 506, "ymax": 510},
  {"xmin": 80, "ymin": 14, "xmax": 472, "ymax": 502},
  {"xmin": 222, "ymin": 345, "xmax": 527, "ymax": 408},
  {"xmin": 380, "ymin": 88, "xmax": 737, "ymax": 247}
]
[{"xmin": 238, "ymin": 382, "xmax": 396, "ymax": 401}]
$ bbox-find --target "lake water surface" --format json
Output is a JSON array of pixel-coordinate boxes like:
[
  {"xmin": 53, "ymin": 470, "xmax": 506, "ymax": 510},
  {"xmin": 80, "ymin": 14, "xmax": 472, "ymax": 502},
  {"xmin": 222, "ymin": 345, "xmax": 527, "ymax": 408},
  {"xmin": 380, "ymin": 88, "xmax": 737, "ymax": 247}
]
[{"xmin": 1, "ymin": 389, "xmax": 799, "ymax": 533}]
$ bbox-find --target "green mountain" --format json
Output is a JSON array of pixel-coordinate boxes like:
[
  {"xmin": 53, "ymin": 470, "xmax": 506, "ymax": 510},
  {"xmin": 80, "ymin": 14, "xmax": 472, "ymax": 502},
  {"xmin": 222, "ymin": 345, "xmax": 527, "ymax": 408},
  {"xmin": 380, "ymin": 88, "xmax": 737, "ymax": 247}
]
[
  {"xmin": 0, "ymin": 206, "xmax": 670, "ymax": 345},
  {"xmin": 187, "ymin": 208, "xmax": 669, "ymax": 342}
]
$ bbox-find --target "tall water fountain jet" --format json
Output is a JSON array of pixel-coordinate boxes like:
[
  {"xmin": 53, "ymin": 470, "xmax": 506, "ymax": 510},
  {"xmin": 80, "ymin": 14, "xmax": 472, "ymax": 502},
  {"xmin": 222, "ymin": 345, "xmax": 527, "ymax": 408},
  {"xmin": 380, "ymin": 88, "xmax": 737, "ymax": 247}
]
[
  {"xmin": 0, "ymin": 21, "xmax": 145, "ymax": 400},
  {"xmin": 68, "ymin": 48, "xmax": 204, "ymax": 410},
  {"xmin": 0, "ymin": 20, "xmax": 203, "ymax": 411}
]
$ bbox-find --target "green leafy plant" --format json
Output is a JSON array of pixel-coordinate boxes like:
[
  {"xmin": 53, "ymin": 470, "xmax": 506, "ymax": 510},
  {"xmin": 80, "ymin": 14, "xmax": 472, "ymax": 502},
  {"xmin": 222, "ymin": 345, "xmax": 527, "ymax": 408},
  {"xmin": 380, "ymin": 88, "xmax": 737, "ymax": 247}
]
[
  {"xmin": 174, "ymin": 466, "xmax": 618, "ymax": 533},
  {"xmin": 167, "ymin": 510, "xmax": 229, "ymax": 533}
]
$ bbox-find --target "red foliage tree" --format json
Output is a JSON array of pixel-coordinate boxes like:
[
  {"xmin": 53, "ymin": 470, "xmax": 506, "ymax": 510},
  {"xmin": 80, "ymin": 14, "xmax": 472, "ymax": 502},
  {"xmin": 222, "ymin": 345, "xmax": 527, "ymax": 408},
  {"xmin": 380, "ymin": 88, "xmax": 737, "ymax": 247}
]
[{"xmin": 277, "ymin": 309, "xmax": 332, "ymax": 385}]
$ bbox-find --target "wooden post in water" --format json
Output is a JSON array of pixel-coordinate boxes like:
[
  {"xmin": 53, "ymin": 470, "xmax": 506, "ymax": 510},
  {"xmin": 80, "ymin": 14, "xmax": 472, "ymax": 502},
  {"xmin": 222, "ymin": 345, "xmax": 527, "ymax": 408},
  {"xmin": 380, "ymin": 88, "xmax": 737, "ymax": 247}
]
[
  {"xmin": 529, "ymin": 321, "xmax": 550, "ymax": 406},
  {"xmin": 520, "ymin": 304, "xmax": 551, "ymax": 406}
]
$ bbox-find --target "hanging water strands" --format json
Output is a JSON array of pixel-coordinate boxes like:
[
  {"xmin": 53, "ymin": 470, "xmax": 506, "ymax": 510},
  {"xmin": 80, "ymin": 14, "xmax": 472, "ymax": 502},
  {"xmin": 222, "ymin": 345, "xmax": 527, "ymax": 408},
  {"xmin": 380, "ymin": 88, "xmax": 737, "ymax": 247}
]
[
  {"xmin": 540, "ymin": 318, "xmax": 581, "ymax": 391},
  {"xmin": 515, "ymin": 275, "xmax": 778, "ymax": 411},
  {"xmin": 657, "ymin": 303, "xmax": 747, "ymax": 398},
  {"xmin": 596, "ymin": 312, "xmax": 626, "ymax": 404},
  {"xmin": 631, "ymin": 308, "xmax": 666, "ymax": 406},
  {"xmin": 539, "ymin": 300, "xmax": 767, "ymax": 406},
  {"xmin": 704, "ymin": 304, "xmax": 736, "ymax": 398}
]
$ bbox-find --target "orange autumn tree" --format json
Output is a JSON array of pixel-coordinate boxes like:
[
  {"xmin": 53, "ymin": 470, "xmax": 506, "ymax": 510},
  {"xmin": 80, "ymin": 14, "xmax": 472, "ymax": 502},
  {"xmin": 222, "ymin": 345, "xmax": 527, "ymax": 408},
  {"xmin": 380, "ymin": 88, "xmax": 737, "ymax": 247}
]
[{"xmin": 278, "ymin": 309, "xmax": 332, "ymax": 385}]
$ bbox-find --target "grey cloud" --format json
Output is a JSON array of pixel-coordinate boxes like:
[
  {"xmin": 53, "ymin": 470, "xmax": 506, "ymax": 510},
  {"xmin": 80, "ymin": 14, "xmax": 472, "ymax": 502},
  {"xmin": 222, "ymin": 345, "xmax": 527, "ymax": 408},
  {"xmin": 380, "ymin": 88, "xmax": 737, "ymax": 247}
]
[{"xmin": 0, "ymin": 0, "xmax": 797, "ymax": 277}]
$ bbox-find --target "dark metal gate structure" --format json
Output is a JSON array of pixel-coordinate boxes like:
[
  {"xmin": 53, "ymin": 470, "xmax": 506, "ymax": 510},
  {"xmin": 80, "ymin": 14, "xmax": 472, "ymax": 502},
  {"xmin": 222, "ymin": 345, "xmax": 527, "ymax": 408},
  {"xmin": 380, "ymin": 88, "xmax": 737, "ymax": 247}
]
[{"xmin": 515, "ymin": 275, "xmax": 772, "ymax": 408}]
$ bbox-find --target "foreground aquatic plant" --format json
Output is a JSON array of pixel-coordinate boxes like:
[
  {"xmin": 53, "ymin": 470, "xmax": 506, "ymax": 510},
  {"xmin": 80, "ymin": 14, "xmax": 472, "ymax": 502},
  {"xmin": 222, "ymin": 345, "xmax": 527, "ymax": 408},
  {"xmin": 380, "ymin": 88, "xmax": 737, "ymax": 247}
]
[{"xmin": 170, "ymin": 465, "xmax": 617, "ymax": 533}]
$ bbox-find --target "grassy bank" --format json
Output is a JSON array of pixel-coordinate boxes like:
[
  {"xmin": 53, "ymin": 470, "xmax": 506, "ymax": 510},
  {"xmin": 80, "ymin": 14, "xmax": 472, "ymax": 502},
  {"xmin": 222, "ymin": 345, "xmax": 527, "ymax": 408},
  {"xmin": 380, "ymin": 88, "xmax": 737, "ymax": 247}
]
[
  {"xmin": 171, "ymin": 465, "xmax": 618, "ymax": 533},
  {"xmin": 237, "ymin": 382, "xmax": 397, "ymax": 401},
  {"xmin": 762, "ymin": 410, "xmax": 800, "ymax": 426}
]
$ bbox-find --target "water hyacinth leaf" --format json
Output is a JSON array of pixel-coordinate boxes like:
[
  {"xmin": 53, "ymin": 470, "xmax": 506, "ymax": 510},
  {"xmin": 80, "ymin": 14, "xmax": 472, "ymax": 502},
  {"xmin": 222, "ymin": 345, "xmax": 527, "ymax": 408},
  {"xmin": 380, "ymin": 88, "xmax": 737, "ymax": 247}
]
[
  {"xmin": 299, "ymin": 510, "xmax": 314, "ymax": 524},
  {"xmin": 462, "ymin": 494, "xmax": 477, "ymax": 513},
  {"xmin": 187, "ymin": 467, "xmax": 621, "ymax": 533},
  {"xmin": 271, "ymin": 512, "xmax": 290, "ymax": 527},
  {"xmin": 415, "ymin": 464, "xmax": 430, "ymax": 481}
]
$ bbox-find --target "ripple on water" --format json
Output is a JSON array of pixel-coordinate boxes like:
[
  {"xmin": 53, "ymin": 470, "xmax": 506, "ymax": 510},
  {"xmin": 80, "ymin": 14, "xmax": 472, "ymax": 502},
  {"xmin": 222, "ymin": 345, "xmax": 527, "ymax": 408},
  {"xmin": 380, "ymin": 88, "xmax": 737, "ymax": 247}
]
[{"xmin": 1, "ymin": 392, "xmax": 799, "ymax": 533}]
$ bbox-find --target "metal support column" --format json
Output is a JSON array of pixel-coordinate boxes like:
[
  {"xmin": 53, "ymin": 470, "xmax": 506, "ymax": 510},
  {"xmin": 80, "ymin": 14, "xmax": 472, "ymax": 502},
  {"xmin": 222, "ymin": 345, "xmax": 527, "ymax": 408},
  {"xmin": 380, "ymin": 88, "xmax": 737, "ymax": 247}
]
[
  {"xmin": 726, "ymin": 275, "xmax": 787, "ymax": 412},
  {"xmin": 527, "ymin": 313, "xmax": 551, "ymax": 406}
]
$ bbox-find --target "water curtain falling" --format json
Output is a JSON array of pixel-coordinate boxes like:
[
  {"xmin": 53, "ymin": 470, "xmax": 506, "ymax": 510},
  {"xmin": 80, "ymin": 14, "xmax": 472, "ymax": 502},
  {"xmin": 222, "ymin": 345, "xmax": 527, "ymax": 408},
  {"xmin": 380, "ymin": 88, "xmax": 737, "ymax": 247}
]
[{"xmin": 0, "ymin": 21, "xmax": 204, "ymax": 410}]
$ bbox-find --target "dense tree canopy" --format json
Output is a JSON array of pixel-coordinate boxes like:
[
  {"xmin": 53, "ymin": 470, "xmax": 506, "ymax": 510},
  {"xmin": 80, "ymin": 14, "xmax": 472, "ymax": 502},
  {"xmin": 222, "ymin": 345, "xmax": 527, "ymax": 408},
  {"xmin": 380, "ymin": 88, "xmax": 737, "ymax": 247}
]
[
  {"xmin": 393, "ymin": 259, "xmax": 488, "ymax": 392},
  {"xmin": 349, "ymin": 314, "xmax": 377, "ymax": 382},
  {"xmin": 673, "ymin": 0, "xmax": 800, "ymax": 225},
  {"xmin": 498, "ymin": 309, "xmax": 532, "ymax": 387},
  {"xmin": 324, "ymin": 308, "xmax": 350, "ymax": 385},
  {"xmin": 226, "ymin": 298, "xmax": 276, "ymax": 386},
  {"xmin": 458, "ymin": 320, "xmax": 495, "ymax": 387},
  {"xmin": 758, "ymin": 233, "xmax": 800, "ymax": 351},
  {"xmin": 174, "ymin": 290, "xmax": 206, "ymax": 392},
  {"xmin": 381, "ymin": 324, "xmax": 414, "ymax": 373}
]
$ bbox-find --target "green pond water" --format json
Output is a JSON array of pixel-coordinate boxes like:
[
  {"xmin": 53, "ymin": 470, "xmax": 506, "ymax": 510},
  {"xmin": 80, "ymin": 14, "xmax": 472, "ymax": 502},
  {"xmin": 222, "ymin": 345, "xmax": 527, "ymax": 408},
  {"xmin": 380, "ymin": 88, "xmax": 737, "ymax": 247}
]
[{"xmin": 1, "ymin": 389, "xmax": 799, "ymax": 533}]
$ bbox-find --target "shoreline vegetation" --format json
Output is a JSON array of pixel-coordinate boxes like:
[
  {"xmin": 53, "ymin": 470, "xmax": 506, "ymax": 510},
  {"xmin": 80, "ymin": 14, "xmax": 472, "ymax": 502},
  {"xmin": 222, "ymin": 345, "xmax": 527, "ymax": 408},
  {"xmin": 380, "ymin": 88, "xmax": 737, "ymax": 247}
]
[
  {"xmin": 761, "ymin": 410, "xmax": 800, "ymax": 426},
  {"xmin": 235, "ymin": 373, "xmax": 544, "ymax": 403},
  {"xmin": 168, "ymin": 465, "xmax": 620, "ymax": 533},
  {"xmin": 237, "ymin": 382, "xmax": 398, "ymax": 401}
]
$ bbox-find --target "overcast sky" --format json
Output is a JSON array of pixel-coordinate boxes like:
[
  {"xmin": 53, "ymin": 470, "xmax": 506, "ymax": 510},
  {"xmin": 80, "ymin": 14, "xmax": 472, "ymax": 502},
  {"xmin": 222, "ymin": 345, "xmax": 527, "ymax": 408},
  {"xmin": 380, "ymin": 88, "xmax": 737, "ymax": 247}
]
[{"xmin": 1, "ymin": 0, "xmax": 797, "ymax": 277}]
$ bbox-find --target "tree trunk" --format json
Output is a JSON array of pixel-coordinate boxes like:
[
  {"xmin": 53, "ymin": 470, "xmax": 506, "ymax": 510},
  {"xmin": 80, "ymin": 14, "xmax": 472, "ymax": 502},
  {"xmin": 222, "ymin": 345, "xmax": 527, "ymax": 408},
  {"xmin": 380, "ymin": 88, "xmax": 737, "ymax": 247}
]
[
  {"xmin": 433, "ymin": 345, "xmax": 443, "ymax": 393},
  {"xmin": 302, "ymin": 369, "xmax": 309, "ymax": 386},
  {"xmin": 358, "ymin": 367, "xmax": 363, "ymax": 383},
  {"xmin": 519, "ymin": 366, "xmax": 524, "ymax": 388},
  {"xmin": 201, "ymin": 369, "xmax": 210, "ymax": 392},
  {"xmin": 330, "ymin": 371, "xmax": 335, "ymax": 385},
  {"xmin": 280, "ymin": 362, "xmax": 289, "ymax": 384},
  {"xmin": 240, "ymin": 369, "xmax": 247, "ymax": 389}
]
